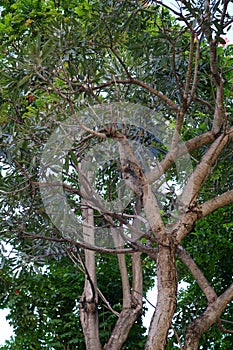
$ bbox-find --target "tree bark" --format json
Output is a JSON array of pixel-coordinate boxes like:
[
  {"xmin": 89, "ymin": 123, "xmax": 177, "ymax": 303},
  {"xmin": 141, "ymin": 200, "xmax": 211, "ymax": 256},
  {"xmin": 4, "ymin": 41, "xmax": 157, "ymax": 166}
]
[
  {"xmin": 79, "ymin": 167, "xmax": 101, "ymax": 350},
  {"xmin": 145, "ymin": 238, "xmax": 177, "ymax": 350},
  {"xmin": 104, "ymin": 248, "xmax": 143, "ymax": 350},
  {"xmin": 105, "ymin": 198, "xmax": 143, "ymax": 350},
  {"xmin": 79, "ymin": 203, "xmax": 101, "ymax": 350},
  {"xmin": 184, "ymin": 283, "xmax": 233, "ymax": 350}
]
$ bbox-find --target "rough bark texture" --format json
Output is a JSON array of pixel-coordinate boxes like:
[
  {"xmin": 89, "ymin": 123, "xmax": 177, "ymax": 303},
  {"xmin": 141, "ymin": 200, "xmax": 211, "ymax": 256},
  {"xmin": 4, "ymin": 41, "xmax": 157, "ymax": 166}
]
[
  {"xmin": 80, "ymin": 208, "xmax": 101, "ymax": 350},
  {"xmin": 79, "ymin": 187, "xmax": 101, "ymax": 350},
  {"xmin": 184, "ymin": 284, "xmax": 233, "ymax": 350},
  {"xmin": 105, "ymin": 199, "xmax": 143, "ymax": 350},
  {"xmin": 145, "ymin": 239, "xmax": 177, "ymax": 350},
  {"xmin": 105, "ymin": 250, "xmax": 143, "ymax": 350}
]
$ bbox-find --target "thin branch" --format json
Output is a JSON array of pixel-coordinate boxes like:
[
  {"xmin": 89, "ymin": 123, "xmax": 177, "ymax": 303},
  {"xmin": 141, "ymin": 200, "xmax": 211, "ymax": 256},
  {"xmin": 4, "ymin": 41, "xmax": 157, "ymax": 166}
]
[
  {"xmin": 171, "ymin": 42, "xmax": 183, "ymax": 97},
  {"xmin": 13, "ymin": 159, "xmax": 31, "ymax": 181},
  {"xmin": 110, "ymin": 46, "xmax": 132, "ymax": 80},
  {"xmin": 97, "ymin": 287, "xmax": 120, "ymax": 317},
  {"xmin": 176, "ymin": 32, "xmax": 197, "ymax": 133},
  {"xmin": 183, "ymin": 32, "xmax": 195, "ymax": 101},
  {"xmin": 0, "ymin": 183, "xmax": 30, "ymax": 195},
  {"xmin": 220, "ymin": 0, "xmax": 230, "ymax": 30},
  {"xmin": 180, "ymin": 133, "xmax": 229, "ymax": 209},
  {"xmin": 67, "ymin": 99, "xmax": 107, "ymax": 138},
  {"xmin": 19, "ymin": 232, "xmax": 135, "ymax": 254},
  {"xmin": 35, "ymin": 67, "xmax": 68, "ymax": 100},
  {"xmin": 223, "ymin": 17, "xmax": 233, "ymax": 29},
  {"xmin": 132, "ymin": 78, "xmax": 179, "ymax": 112},
  {"xmin": 217, "ymin": 319, "xmax": 233, "ymax": 334},
  {"xmin": 193, "ymin": 96, "xmax": 215, "ymax": 111},
  {"xmin": 188, "ymin": 37, "xmax": 201, "ymax": 105},
  {"xmin": 171, "ymin": 326, "xmax": 184, "ymax": 350},
  {"xmin": 219, "ymin": 318, "xmax": 233, "ymax": 326},
  {"xmin": 155, "ymin": 0, "xmax": 195, "ymax": 32},
  {"xmin": 68, "ymin": 249, "xmax": 120, "ymax": 317}
]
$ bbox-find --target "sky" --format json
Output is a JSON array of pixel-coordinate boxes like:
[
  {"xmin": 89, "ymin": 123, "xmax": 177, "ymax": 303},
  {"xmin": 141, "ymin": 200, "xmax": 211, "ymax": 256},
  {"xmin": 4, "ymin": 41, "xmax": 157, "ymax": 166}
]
[
  {"xmin": 0, "ymin": 1, "xmax": 233, "ymax": 347},
  {"xmin": 0, "ymin": 309, "xmax": 14, "ymax": 346}
]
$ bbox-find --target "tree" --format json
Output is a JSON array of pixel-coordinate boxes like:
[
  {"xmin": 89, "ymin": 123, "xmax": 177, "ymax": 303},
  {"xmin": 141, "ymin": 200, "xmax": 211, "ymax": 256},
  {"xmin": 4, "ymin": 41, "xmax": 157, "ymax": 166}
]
[
  {"xmin": 0, "ymin": 1, "xmax": 233, "ymax": 349},
  {"xmin": 0, "ymin": 253, "xmax": 152, "ymax": 349}
]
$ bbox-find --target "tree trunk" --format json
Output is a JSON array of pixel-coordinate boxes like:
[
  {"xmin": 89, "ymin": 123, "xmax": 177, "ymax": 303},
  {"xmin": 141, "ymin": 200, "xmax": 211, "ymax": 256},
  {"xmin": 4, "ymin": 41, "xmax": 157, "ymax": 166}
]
[
  {"xmin": 80, "ymin": 244, "xmax": 101, "ymax": 350},
  {"xmin": 79, "ymin": 199, "xmax": 101, "ymax": 349},
  {"xmin": 105, "ymin": 201, "xmax": 143, "ymax": 350},
  {"xmin": 78, "ymin": 166, "xmax": 101, "ymax": 350},
  {"xmin": 145, "ymin": 238, "xmax": 177, "ymax": 350},
  {"xmin": 104, "ymin": 250, "xmax": 143, "ymax": 350}
]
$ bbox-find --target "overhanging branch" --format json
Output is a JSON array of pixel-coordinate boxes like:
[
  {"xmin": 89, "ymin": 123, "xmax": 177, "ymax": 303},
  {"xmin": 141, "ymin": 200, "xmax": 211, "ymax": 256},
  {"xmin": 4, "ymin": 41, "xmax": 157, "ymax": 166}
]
[{"xmin": 199, "ymin": 190, "xmax": 233, "ymax": 218}]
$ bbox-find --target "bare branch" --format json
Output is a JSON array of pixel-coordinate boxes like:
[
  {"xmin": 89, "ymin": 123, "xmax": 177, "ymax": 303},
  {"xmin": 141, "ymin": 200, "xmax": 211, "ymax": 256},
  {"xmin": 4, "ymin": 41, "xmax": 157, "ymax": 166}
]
[
  {"xmin": 199, "ymin": 190, "xmax": 233, "ymax": 218},
  {"xmin": 193, "ymin": 96, "xmax": 215, "ymax": 111},
  {"xmin": 180, "ymin": 133, "xmax": 229, "ymax": 209},
  {"xmin": 188, "ymin": 37, "xmax": 201, "ymax": 105},
  {"xmin": 147, "ymin": 130, "xmax": 216, "ymax": 184},
  {"xmin": 184, "ymin": 283, "xmax": 233, "ymax": 350},
  {"xmin": 171, "ymin": 42, "xmax": 183, "ymax": 96},
  {"xmin": 132, "ymin": 78, "xmax": 179, "ymax": 112},
  {"xmin": 183, "ymin": 33, "xmax": 195, "ymax": 102},
  {"xmin": 172, "ymin": 326, "xmax": 184, "ymax": 350},
  {"xmin": 97, "ymin": 287, "xmax": 120, "ymax": 318},
  {"xmin": 20, "ymin": 232, "xmax": 135, "ymax": 254},
  {"xmin": 90, "ymin": 77, "xmax": 179, "ymax": 111},
  {"xmin": 110, "ymin": 46, "xmax": 133, "ymax": 80},
  {"xmin": 177, "ymin": 245, "xmax": 217, "ymax": 303},
  {"xmin": 217, "ymin": 319, "xmax": 233, "ymax": 335}
]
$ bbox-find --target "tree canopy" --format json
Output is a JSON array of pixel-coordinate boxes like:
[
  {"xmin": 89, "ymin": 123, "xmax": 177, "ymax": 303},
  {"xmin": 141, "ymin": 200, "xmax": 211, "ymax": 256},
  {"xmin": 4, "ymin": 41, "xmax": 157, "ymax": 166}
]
[{"xmin": 0, "ymin": 1, "xmax": 233, "ymax": 349}]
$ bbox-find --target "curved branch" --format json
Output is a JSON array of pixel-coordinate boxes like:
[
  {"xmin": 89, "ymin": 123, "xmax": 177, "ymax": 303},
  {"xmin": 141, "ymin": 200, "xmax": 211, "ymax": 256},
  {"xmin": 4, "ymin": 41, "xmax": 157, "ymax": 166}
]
[
  {"xmin": 177, "ymin": 245, "xmax": 217, "ymax": 303},
  {"xmin": 180, "ymin": 133, "xmax": 229, "ymax": 208},
  {"xmin": 217, "ymin": 319, "xmax": 233, "ymax": 335},
  {"xmin": 132, "ymin": 78, "xmax": 179, "ymax": 112},
  {"xmin": 198, "ymin": 190, "xmax": 233, "ymax": 218},
  {"xmin": 184, "ymin": 283, "xmax": 233, "ymax": 350},
  {"xmin": 147, "ymin": 130, "xmax": 216, "ymax": 184},
  {"xmin": 92, "ymin": 78, "xmax": 178, "ymax": 111},
  {"xmin": 19, "ymin": 232, "xmax": 135, "ymax": 255}
]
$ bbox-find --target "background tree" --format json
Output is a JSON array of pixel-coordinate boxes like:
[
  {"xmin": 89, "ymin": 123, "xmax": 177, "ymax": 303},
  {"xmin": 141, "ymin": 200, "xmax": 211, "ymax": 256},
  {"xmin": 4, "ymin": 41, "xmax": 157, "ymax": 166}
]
[{"xmin": 0, "ymin": 1, "xmax": 233, "ymax": 349}]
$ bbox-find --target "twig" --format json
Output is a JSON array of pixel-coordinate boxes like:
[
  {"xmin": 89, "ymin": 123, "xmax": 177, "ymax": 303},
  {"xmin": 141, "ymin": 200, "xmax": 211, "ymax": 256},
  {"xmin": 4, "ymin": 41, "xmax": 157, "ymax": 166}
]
[
  {"xmin": 217, "ymin": 319, "xmax": 233, "ymax": 334},
  {"xmin": 171, "ymin": 326, "xmax": 184, "ymax": 350}
]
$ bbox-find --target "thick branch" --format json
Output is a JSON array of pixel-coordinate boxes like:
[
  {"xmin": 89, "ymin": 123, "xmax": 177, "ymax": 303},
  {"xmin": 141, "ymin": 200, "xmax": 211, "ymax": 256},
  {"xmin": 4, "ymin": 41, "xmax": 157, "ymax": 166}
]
[
  {"xmin": 180, "ymin": 133, "xmax": 229, "ymax": 209},
  {"xmin": 177, "ymin": 245, "xmax": 217, "ymax": 303},
  {"xmin": 105, "ymin": 199, "xmax": 143, "ymax": 350},
  {"xmin": 199, "ymin": 190, "xmax": 233, "ymax": 218},
  {"xmin": 147, "ymin": 130, "xmax": 216, "ymax": 184},
  {"xmin": 184, "ymin": 283, "xmax": 233, "ymax": 350},
  {"xmin": 146, "ymin": 241, "xmax": 177, "ymax": 350},
  {"xmin": 79, "ymin": 169, "xmax": 101, "ymax": 350},
  {"xmin": 212, "ymin": 79, "xmax": 225, "ymax": 134}
]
